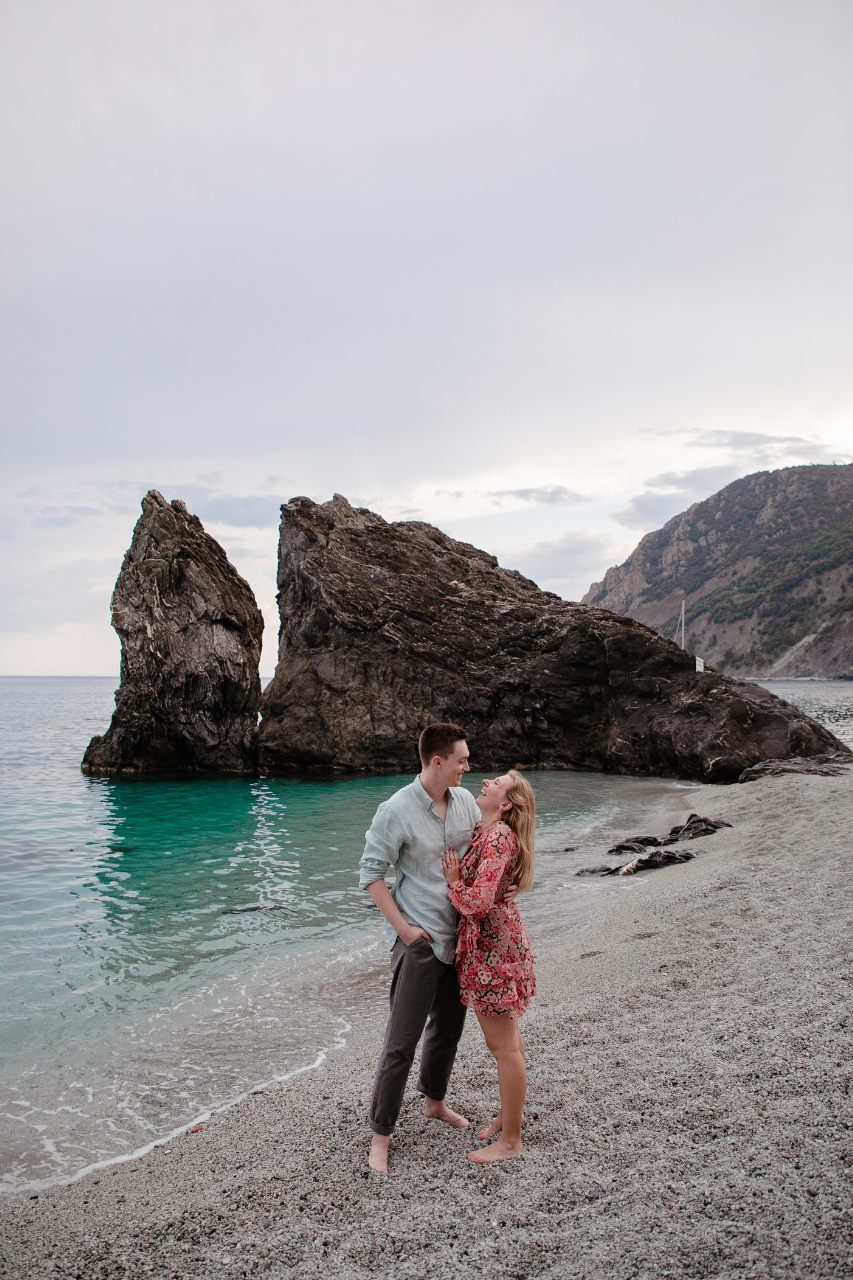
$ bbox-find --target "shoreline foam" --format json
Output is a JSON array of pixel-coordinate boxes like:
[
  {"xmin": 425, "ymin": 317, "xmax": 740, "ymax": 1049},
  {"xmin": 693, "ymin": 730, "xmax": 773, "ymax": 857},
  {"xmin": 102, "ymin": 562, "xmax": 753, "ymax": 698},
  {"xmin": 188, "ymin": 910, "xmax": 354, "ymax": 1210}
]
[
  {"xmin": 2, "ymin": 770, "xmax": 851, "ymax": 1278},
  {"xmin": 0, "ymin": 770, "xmax": 706, "ymax": 1193},
  {"xmin": 0, "ymin": 1027, "xmax": 352, "ymax": 1199}
]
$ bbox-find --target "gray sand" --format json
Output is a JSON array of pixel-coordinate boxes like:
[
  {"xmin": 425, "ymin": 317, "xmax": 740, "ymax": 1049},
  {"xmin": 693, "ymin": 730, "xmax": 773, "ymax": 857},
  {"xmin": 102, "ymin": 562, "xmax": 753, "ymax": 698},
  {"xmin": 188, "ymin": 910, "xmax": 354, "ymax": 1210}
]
[{"xmin": 2, "ymin": 771, "xmax": 852, "ymax": 1279}]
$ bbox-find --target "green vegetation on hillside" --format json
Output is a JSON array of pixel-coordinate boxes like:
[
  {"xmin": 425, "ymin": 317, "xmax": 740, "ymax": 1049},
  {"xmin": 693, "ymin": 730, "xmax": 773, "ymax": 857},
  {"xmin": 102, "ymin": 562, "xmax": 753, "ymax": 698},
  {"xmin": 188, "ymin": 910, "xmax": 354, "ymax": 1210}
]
[
  {"xmin": 640, "ymin": 485, "xmax": 780, "ymax": 605},
  {"xmin": 589, "ymin": 463, "xmax": 853, "ymax": 673},
  {"xmin": 684, "ymin": 517, "xmax": 853, "ymax": 666}
]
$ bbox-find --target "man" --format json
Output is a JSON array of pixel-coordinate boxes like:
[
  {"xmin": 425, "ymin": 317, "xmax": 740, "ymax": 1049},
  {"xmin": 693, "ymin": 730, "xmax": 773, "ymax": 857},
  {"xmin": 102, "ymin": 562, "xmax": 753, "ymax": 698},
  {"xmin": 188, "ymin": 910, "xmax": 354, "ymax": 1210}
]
[{"xmin": 359, "ymin": 722, "xmax": 480, "ymax": 1173}]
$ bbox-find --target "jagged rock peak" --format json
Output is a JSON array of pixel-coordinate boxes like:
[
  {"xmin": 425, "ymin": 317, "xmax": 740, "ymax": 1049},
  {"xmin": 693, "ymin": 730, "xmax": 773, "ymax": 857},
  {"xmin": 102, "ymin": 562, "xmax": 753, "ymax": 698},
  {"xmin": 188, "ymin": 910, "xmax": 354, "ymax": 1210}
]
[
  {"xmin": 258, "ymin": 493, "xmax": 847, "ymax": 780},
  {"xmin": 82, "ymin": 489, "xmax": 263, "ymax": 775}
]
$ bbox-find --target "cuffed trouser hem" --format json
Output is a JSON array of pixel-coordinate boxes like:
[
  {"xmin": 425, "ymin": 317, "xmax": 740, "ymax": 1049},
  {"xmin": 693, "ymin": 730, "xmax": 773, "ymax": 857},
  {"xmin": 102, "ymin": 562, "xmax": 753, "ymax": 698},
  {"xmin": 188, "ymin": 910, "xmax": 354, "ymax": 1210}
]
[
  {"xmin": 416, "ymin": 1084, "xmax": 445, "ymax": 1101},
  {"xmin": 367, "ymin": 937, "xmax": 467, "ymax": 1136}
]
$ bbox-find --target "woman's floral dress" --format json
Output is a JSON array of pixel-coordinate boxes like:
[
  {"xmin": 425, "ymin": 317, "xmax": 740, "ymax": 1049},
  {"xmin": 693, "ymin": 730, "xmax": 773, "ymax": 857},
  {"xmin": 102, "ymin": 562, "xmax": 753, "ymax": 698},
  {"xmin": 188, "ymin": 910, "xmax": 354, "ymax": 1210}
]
[{"xmin": 447, "ymin": 821, "xmax": 536, "ymax": 1019}]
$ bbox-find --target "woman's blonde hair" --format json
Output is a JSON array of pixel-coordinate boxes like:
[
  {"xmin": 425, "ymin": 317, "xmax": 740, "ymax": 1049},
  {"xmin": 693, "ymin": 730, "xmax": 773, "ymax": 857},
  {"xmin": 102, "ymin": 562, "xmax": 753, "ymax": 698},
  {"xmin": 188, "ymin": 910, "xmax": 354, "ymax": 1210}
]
[{"xmin": 503, "ymin": 769, "xmax": 536, "ymax": 892}]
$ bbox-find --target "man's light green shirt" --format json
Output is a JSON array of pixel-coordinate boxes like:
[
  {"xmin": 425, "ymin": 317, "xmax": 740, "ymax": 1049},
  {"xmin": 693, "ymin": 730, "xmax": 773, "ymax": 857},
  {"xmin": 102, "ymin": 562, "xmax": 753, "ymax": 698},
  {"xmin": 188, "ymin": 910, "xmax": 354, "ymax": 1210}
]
[{"xmin": 359, "ymin": 777, "xmax": 480, "ymax": 964}]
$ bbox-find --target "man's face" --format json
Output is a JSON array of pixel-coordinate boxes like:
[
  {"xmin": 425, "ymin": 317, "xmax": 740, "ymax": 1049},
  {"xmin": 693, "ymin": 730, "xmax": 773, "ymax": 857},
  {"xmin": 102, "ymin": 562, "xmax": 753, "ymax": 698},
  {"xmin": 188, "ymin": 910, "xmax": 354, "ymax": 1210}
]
[{"xmin": 436, "ymin": 740, "xmax": 470, "ymax": 788}]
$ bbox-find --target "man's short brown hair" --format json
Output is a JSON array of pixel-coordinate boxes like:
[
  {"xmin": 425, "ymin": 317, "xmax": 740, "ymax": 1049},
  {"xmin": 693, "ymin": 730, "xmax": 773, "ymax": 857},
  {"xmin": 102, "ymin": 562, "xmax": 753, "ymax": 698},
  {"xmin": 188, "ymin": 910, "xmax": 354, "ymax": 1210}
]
[{"xmin": 418, "ymin": 722, "xmax": 469, "ymax": 767}]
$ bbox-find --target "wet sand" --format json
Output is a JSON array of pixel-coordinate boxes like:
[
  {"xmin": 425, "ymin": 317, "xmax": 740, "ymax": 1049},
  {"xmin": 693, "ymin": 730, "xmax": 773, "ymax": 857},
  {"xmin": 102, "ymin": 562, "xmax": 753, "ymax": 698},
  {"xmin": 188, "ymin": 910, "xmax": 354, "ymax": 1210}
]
[{"xmin": 2, "ymin": 770, "xmax": 852, "ymax": 1279}]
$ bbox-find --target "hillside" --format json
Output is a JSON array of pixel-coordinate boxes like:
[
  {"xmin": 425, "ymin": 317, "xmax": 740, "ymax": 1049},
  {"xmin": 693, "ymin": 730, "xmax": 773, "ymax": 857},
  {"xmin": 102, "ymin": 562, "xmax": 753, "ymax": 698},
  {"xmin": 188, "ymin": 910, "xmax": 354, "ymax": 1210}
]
[{"xmin": 582, "ymin": 463, "xmax": 853, "ymax": 679}]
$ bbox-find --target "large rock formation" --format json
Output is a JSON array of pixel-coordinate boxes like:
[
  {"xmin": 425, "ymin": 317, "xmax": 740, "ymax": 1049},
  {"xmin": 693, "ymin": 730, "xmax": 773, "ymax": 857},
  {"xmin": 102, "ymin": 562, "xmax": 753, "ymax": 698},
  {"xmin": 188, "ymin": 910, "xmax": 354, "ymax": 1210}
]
[
  {"xmin": 82, "ymin": 491, "xmax": 263, "ymax": 775},
  {"xmin": 258, "ymin": 494, "xmax": 848, "ymax": 781},
  {"xmin": 582, "ymin": 463, "xmax": 853, "ymax": 678}
]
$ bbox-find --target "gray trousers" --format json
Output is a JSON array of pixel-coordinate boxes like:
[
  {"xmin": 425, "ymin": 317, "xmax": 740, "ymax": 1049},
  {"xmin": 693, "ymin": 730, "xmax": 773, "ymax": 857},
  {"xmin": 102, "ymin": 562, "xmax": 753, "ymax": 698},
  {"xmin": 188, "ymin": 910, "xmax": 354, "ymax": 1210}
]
[{"xmin": 368, "ymin": 937, "xmax": 467, "ymax": 1136}]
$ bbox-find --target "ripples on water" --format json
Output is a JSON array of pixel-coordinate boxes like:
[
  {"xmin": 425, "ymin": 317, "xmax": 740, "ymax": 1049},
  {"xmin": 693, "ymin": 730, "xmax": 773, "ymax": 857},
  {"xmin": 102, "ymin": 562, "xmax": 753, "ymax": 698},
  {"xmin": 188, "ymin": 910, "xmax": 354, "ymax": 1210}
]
[
  {"xmin": 754, "ymin": 678, "xmax": 853, "ymax": 749},
  {"xmin": 1, "ymin": 675, "xmax": 850, "ymax": 1189}
]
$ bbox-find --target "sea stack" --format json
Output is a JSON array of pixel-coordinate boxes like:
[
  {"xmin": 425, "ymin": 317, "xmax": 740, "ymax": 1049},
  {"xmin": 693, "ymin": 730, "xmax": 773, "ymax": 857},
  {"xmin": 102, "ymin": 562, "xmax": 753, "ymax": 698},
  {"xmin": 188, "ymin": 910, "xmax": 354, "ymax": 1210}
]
[
  {"xmin": 82, "ymin": 490, "xmax": 263, "ymax": 775},
  {"xmin": 258, "ymin": 494, "xmax": 848, "ymax": 780}
]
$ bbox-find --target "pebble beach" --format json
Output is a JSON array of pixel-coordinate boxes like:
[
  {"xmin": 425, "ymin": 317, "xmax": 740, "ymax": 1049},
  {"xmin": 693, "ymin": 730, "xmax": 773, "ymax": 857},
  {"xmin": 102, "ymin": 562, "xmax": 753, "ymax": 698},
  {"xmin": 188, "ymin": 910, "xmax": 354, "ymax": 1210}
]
[{"xmin": 2, "ymin": 768, "xmax": 852, "ymax": 1279}]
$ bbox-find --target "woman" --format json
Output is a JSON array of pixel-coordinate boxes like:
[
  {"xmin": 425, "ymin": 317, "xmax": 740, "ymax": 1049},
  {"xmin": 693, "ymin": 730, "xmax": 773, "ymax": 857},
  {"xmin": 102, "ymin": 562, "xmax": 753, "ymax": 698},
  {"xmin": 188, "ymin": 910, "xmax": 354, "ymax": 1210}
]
[{"xmin": 442, "ymin": 770, "xmax": 536, "ymax": 1164}]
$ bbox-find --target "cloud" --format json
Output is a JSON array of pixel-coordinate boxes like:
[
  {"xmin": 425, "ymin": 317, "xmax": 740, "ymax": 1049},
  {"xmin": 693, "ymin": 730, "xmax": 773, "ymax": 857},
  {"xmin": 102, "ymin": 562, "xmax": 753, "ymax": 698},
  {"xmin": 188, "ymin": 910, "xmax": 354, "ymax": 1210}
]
[
  {"xmin": 0, "ymin": 557, "xmax": 121, "ymax": 632},
  {"xmin": 642, "ymin": 427, "xmax": 844, "ymax": 464},
  {"xmin": 487, "ymin": 486, "xmax": 588, "ymax": 507},
  {"xmin": 637, "ymin": 422, "xmax": 845, "ymax": 458},
  {"xmin": 644, "ymin": 465, "xmax": 742, "ymax": 492},
  {"xmin": 612, "ymin": 427, "xmax": 852, "ymax": 531},
  {"xmin": 1, "ymin": 4, "xmax": 852, "ymax": 671},
  {"xmin": 613, "ymin": 492, "xmax": 701, "ymax": 530},
  {"xmin": 495, "ymin": 529, "xmax": 626, "ymax": 601},
  {"xmin": 612, "ymin": 465, "xmax": 741, "ymax": 529},
  {"xmin": 687, "ymin": 431, "xmax": 842, "ymax": 464},
  {"xmin": 171, "ymin": 486, "xmax": 283, "ymax": 529},
  {"xmin": 32, "ymin": 505, "xmax": 103, "ymax": 529},
  {"xmin": 433, "ymin": 485, "xmax": 588, "ymax": 509},
  {"xmin": 11, "ymin": 480, "xmax": 286, "ymax": 531}
]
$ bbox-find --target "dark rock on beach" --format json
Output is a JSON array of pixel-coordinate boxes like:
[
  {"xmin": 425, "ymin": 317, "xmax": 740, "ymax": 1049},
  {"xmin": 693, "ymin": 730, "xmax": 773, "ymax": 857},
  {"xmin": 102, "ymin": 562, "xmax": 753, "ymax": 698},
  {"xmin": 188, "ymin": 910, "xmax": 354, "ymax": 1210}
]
[
  {"xmin": 738, "ymin": 752, "xmax": 852, "ymax": 782},
  {"xmin": 606, "ymin": 836, "xmax": 662, "ymax": 854},
  {"xmin": 578, "ymin": 814, "xmax": 733, "ymax": 878},
  {"xmin": 657, "ymin": 813, "xmax": 733, "ymax": 843},
  {"xmin": 607, "ymin": 814, "xmax": 733, "ymax": 854},
  {"xmin": 603, "ymin": 847, "xmax": 697, "ymax": 876},
  {"xmin": 258, "ymin": 494, "xmax": 849, "ymax": 781},
  {"xmin": 82, "ymin": 490, "xmax": 263, "ymax": 775}
]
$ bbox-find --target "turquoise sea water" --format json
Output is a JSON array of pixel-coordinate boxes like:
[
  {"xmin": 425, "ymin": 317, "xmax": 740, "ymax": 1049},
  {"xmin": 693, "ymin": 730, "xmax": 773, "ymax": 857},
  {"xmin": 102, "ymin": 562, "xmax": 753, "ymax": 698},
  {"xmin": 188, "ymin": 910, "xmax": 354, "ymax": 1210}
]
[{"xmin": 1, "ymin": 676, "xmax": 850, "ymax": 1191}]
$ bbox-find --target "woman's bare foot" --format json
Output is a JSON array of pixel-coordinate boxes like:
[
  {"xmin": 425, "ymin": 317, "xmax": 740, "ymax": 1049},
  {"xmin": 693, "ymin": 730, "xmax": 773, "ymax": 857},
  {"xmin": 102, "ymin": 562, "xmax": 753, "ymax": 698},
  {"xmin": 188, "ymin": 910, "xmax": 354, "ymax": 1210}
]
[
  {"xmin": 476, "ymin": 1112, "xmax": 525, "ymax": 1140},
  {"xmin": 368, "ymin": 1134, "xmax": 390, "ymax": 1173},
  {"xmin": 467, "ymin": 1137, "xmax": 524, "ymax": 1164},
  {"xmin": 423, "ymin": 1099, "xmax": 469, "ymax": 1128}
]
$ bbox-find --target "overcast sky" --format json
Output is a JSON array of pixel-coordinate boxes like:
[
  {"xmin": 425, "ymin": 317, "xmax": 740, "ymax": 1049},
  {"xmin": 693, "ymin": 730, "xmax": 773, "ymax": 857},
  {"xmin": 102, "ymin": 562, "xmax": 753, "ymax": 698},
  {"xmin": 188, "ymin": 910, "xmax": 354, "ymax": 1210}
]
[{"xmin": 2, "ymin": 0, "xmax": 851, "ymax": 675}]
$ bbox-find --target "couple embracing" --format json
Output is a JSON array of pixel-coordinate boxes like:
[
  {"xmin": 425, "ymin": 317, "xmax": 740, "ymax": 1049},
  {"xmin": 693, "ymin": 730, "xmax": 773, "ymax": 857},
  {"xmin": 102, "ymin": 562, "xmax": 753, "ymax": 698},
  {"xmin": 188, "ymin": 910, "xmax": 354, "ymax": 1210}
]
[{"xmin": 359, "ymin": 722, "xmax": 536, "ymax": 1172}]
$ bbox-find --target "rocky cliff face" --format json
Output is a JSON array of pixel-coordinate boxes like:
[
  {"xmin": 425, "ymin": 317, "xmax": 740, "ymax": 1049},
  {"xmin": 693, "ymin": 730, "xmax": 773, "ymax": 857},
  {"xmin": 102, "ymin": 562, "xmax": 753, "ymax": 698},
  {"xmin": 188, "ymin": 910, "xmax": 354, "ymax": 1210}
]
[
  {"xmin": 82, "ymin": 490, "xmax": 263, "ymax": 775},
  {"xmin": 582, "ymin": 463, "xmax": 853, "ymax": 679},
  {"xmin": 258, "ymin": 494, "xmax": 847, "ymax": 781}
]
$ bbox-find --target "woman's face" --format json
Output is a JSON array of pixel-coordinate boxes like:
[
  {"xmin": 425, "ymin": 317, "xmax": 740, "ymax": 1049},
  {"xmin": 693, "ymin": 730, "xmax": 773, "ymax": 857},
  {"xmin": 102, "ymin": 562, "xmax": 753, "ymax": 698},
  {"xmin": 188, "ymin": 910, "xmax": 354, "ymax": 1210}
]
[{"xmin": 475, "ymin": 774, "xmax": 513, "ymax": 816}]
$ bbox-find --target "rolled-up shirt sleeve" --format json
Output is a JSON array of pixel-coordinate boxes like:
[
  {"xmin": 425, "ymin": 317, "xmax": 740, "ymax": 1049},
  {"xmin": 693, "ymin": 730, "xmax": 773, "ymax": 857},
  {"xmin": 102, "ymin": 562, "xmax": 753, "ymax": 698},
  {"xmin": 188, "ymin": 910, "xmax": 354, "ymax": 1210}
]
[{"xmin": 359, "ymin": 802, "xmax": 404, "ymax": 890}]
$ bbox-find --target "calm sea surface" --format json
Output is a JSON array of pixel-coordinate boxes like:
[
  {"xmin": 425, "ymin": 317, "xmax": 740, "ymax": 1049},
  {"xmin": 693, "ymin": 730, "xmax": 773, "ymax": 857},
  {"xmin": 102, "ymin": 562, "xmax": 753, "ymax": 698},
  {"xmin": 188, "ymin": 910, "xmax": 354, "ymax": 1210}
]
[
  {"xmin": 1, "ymin": 675, "xmax": 850, "ymax": 1191},
  {"xmin": 754, "ymin": 678, "xmax": 853, "ymax": 750}
]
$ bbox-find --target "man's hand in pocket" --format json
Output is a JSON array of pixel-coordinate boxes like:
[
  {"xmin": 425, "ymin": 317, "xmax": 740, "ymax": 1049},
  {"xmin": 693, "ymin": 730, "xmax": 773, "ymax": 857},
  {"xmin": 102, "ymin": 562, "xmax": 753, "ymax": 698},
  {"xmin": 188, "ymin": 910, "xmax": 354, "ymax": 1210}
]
[{"xmin": 400, "ymin": 925, "xmax": 433, "ymax": 946}]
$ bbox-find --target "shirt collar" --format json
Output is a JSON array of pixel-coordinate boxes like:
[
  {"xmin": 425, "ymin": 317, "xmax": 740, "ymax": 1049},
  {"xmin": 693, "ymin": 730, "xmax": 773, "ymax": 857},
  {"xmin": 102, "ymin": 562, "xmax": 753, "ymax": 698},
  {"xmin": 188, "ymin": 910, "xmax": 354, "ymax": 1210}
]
[{"xmin": 414, "ymin": 775, "xmax": 450, "ymax": 812}]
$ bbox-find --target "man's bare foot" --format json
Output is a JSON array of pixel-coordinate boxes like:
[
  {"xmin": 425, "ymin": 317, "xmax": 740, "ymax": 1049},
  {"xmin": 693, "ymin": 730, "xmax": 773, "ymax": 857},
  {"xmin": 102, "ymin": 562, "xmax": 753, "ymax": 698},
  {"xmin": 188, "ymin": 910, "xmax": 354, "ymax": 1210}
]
[
  {"xmin": 466, "ymin": 1137, "xmax": 524, "ymax": 1164},
  {"xmin": 423, "ymin": 1099, "xmax": 469, "ymax": 1129},
  {"xmin": 368, "ymin": 1133, "xmax": 390, "ymax": 1173},
  {"xmin": 476, "ymin": 1112, "xmax": 525, "ymax": 1140}
]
